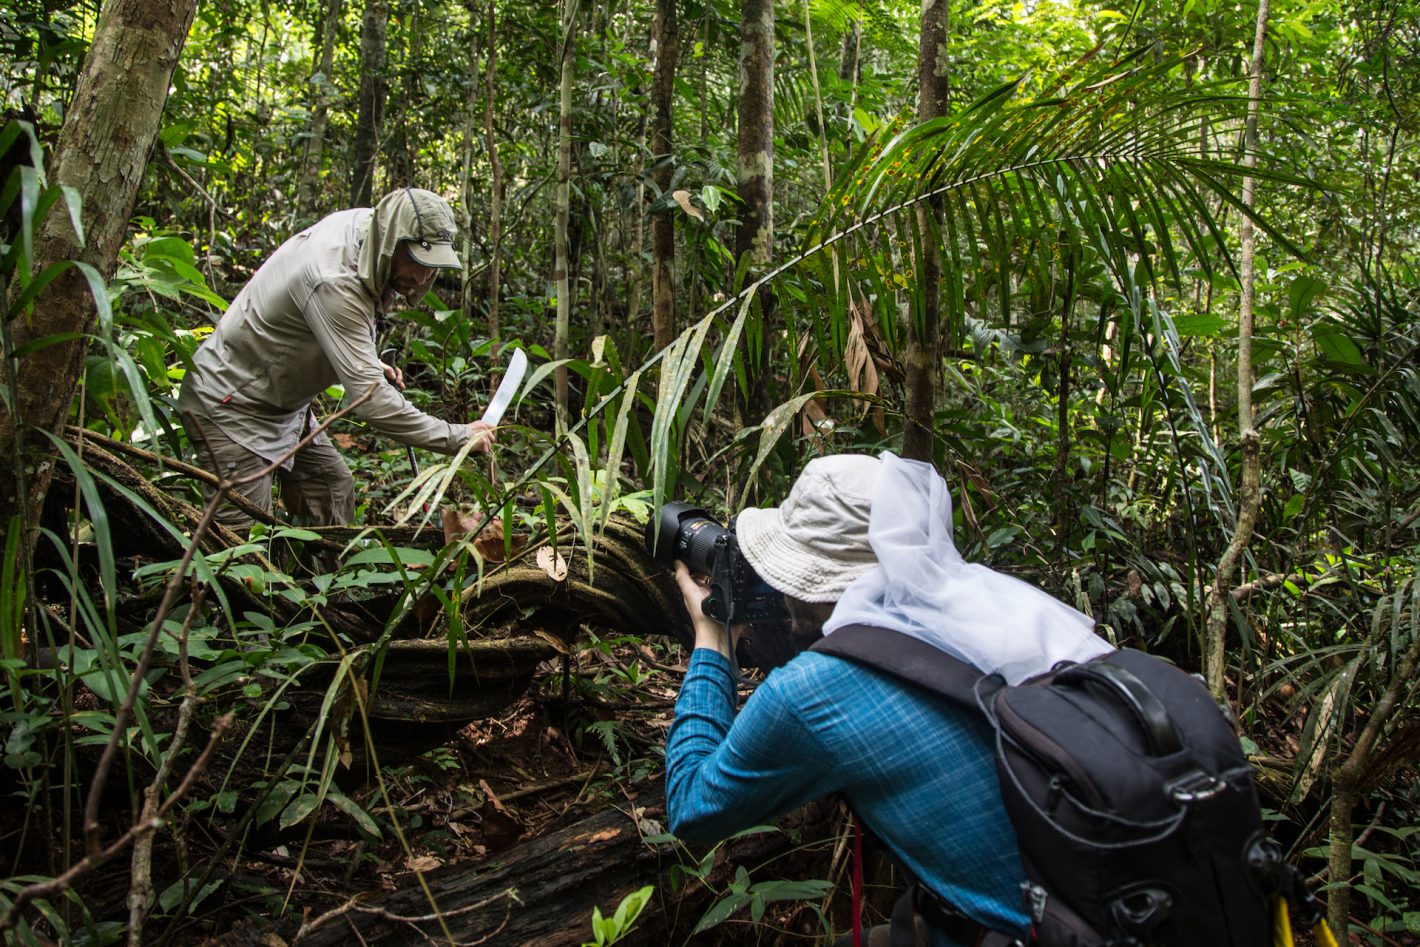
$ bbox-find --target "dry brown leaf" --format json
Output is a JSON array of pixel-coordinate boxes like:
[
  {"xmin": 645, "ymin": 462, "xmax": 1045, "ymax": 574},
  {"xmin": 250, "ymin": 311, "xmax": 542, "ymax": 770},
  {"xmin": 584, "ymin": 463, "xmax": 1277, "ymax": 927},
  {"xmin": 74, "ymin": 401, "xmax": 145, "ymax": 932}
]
[
  {"xmin": 845, "ymin": 313, "xmax": 869, "ymax": 391},
  {"xmin": 672, "ymin": 189, "xmax": 704, "ymax": 220},
  {"xmin": 332, "ymin": 433, "xmax": 359, "ymax": 449},
  {"xmin": 536, "ymin": 546, "xmax": 569, "ymax": 582},
  {"xmin": 441, "ymin": 507, "xmax": 479, "ymax": 545},
  {"xmin": 478, "ymin": 778, "xmax": 525, "ymax": 853},
  {"xmin": 534, "ymin": 628, "xmax": 571, "ymax": 654},
  {"xmin": 405, "ymin": 854, "xmax": 442, "ymax": 872},
  {"xmin": 442, "ymin": 508, "xmax": 523, "ymax": 563},
  {"xmin": 472, "ymin": 517, "xmax": 507, "ymax": 562}
]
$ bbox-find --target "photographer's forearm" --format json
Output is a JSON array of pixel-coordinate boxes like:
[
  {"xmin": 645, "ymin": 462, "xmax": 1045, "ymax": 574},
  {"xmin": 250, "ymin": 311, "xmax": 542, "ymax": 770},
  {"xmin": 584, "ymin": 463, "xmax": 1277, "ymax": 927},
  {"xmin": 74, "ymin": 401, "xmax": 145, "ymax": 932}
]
[{"xmin": 694, "ymin": 622, "xmax": 734, "ymax": 660}]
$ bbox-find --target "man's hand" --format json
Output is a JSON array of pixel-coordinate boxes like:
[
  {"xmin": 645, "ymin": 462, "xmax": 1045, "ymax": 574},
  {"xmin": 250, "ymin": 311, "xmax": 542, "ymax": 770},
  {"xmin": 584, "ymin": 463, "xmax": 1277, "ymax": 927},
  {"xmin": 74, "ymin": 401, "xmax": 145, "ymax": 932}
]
[
  {"xmin": 675, "ymin": 562, "xmax": 743, "ymax": 658},
  {"xmin": 467, "ymin": 419, "xmax": 496, "ymax": 454},
  {"xmin": 380, "ymin": 361, "xmax": 405, "ymax": 390}
]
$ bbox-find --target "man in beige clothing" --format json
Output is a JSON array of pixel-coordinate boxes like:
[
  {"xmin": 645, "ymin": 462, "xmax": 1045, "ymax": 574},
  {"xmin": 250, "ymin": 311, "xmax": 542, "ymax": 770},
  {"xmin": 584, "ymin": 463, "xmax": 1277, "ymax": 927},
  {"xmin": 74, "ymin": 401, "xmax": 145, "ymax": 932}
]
[{"xmin": 180, "ymin": 188, "xmax": 494, "ymax": 529}]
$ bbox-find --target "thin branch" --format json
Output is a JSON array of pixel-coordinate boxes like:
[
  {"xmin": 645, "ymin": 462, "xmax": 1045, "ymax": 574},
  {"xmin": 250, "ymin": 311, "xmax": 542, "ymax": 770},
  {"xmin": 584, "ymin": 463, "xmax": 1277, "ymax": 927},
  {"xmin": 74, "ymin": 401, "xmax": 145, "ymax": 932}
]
[
  {"xmin": 0, "ymin": 712, "xmax": 233, "ymax": 933},
  {"xmin": 127, "ymin": 582, "xmax": 210, "ymax": 946},
  {"xmin": 65, "ymin": 424, "xmax": 277, "ymax": 525},
  {"xmin": 291, "ymin": 887, "xmax": 520, "ymax": 944},
  {"xmin": 80, "ymin": 385, "xmax": 378, "ymax": 856}
]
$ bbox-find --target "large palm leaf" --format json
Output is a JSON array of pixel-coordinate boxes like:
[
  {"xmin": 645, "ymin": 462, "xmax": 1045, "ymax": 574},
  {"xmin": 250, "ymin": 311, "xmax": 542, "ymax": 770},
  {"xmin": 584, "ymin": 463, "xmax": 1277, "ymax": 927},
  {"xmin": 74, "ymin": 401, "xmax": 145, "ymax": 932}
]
[
  {"xmin": 465, "ymin": 50, "xmax": 1313, "ymax": 564},
  {"xmin": 642, "ymin": 50, "xmax": 1308, "ymax": 506}
]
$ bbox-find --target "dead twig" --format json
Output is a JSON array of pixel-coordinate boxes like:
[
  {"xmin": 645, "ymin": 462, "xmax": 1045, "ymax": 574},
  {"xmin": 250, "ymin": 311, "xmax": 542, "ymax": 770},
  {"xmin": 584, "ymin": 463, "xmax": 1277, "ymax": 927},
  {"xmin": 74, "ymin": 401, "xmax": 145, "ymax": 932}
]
[
  {"xmin": 126, "ymin": 579, "xmax": 212, "ymax": 945},
  {"xmin": 291, "ymin": 887, "xmax": 520, "ymax": 944},
  {"xmin": 79, "ymin": 385, "xmax": 376, "ymax": 858},
  {"xmin": 0, "ymin": 712, "xmax": 233, "ymax": 933}
]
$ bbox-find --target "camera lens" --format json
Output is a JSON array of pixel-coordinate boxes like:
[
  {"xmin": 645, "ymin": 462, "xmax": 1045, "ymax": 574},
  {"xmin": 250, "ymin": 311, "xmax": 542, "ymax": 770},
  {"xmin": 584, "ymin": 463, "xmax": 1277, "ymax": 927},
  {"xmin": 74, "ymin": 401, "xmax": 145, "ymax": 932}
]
[
  {"xmin": 646, "ymin": 501, "xmax": 728, "ymax": 576},
  {"xmin": 676, "ymin": 518, "xmax": 725, "ymax": 576}
]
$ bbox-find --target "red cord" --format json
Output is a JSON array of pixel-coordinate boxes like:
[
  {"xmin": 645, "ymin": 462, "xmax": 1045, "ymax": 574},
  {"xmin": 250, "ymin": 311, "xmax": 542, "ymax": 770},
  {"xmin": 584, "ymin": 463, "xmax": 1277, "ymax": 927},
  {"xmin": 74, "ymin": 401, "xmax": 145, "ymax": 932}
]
[{"xmin": 852, "ymin": 818, "xmax": 864, "ymax": 947}]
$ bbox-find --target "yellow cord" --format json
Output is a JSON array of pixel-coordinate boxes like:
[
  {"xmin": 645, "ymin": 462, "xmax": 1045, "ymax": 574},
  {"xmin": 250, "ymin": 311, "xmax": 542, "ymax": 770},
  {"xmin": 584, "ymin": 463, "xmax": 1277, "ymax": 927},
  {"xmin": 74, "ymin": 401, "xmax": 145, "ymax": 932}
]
[
  {"xmin": 1311, "ymin": 918, "xmax": 1341, "ymax": 947},
  {"xmin": 1273, "ymin": 896, "xmax": 1294, "ymax": 947}
]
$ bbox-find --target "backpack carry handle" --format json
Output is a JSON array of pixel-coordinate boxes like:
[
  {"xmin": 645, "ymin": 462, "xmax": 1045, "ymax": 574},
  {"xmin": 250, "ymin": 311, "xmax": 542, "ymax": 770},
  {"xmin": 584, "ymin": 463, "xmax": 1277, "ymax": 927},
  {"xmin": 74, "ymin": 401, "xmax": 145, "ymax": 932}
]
[{"xmin": 1054, "ymin": 660, "xmax": 1183, "ymax": 757}]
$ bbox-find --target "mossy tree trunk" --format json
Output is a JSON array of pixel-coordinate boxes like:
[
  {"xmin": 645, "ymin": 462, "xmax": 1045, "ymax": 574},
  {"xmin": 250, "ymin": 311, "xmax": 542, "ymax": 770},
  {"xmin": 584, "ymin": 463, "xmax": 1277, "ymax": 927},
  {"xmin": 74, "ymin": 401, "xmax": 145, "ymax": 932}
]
[
  {"xmin": 350, "ymin": 0, "xmax": 389, "ymax": 206},
  {"xmin": 734, "ymin": 0, "xmax": 774, "ymax": 426},
  {"xmin": 902, "ymin": 0, "xmax": 949, "ymax": 462},
  {"xmin": 0, "ymin": 0, "xmax": 198, "ymax": 556},
  {"xmin": 649, "ymin": 0, "xmax": 679, "ymax": 352}
]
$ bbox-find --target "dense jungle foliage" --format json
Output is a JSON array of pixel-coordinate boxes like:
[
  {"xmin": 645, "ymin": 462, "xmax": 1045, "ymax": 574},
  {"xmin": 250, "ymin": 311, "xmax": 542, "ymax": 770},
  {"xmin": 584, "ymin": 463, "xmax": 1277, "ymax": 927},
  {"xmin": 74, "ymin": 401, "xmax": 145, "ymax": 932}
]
[{"xmin": 1, "ymin": 0, "xmax": 1419, "ymax": 942}]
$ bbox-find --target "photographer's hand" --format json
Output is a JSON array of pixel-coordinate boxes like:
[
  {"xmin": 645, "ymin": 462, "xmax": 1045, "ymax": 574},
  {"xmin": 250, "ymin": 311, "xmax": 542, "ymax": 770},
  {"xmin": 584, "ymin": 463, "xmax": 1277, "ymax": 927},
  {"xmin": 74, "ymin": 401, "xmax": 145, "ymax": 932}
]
[{"xmin": 675, "ymin": 562, "xmax": 743, "ymax": 659}]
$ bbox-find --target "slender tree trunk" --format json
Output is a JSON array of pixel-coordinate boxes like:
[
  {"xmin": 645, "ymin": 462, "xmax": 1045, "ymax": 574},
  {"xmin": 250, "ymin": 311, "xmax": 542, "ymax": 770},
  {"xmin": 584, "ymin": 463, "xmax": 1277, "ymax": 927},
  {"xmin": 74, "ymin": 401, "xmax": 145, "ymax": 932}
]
[
  {"xmin": 553, "ymin": 0, "xmax": 577, "ymax": 424},
  {"xmin": 387, "ymin": 0, "xmax": 423, "ymax": 188},
  {"xmin": 735, "ymin": 0, "xmax": 774, "ymax": 422},
  {"xmin": 483, "ymin": 0, "xmax": 503, "ymax": 355},
  {"xmin": 804, "ymin": 0, "xmax": 831, "ymax": 194},
  {"xmin": 626, "ymin": 106, "xmax": 648, "ymax": 336},
  {"xmin": 1203, "ymin": 0, "xmax": 1269, "ymax": 699},
  {"xmin": 650, "ymin": 0, "xmax": 679, "ymax": 351},
  {"xmin": 351, "ymin": 0, "xmax": 389, "ymax": 206},
  {"xmin": 0, "ymin": 0, "xmax": 199, "ymax": 551},
  {"xmin": 459, "ymin": 3, "xmax": 481, "ymax": 328},
  {"xmin": 1328, "ymin": 624, "xmax": 1420, "ymax": 936},
  {"xmin": 296, "ymin": 0, "xmax": 344, "ymax": 219},
  {"xmin": 902, "ymin": 0, "xmax": 948, "ymax": 461},
  {"xmin": 734, "ymin": 0, "xmax": 774, "ymax": 270},
  {"xmin": 839, "ymin": 18, "xmax": 860, "ymax": 146},
  {"xmin": 1053, "ymin": 257, "xmax": 1076, "ymax": 570}
]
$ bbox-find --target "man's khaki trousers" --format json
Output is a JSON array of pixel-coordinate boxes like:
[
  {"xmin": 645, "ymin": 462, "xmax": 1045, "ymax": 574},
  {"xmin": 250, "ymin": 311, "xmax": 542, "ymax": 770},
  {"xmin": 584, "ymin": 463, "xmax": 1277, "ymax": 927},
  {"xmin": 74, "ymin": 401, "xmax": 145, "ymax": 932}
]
[{"xmin": 181, "ymin": 410, "xmax": 356, "ymax": 531}]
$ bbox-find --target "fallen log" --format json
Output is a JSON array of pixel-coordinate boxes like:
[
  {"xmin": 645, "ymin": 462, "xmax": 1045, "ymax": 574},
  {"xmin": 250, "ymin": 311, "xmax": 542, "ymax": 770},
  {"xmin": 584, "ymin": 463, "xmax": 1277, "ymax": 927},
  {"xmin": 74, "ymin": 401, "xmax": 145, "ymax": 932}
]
[
  {"xmin": 41, "ymin": 433, "xmax": 694, "ymax": 769},
  {"xmin": 286, "ymin": 794, "xmax": 836, "ymax": 946}
]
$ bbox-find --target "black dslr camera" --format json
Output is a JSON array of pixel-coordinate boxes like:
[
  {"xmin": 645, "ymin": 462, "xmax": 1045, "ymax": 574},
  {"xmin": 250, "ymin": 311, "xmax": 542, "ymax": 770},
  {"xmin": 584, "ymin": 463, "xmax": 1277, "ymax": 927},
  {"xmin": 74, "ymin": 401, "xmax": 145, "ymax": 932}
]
[{"xmin": 645, "ymin": 502, "xmax": 788, "ymax": 625}]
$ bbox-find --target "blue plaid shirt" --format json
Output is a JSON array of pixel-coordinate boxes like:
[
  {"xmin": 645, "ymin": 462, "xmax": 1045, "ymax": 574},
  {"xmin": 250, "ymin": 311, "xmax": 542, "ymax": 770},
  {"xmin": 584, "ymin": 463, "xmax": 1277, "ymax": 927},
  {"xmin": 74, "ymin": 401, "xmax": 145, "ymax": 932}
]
[{"xmin": 666, "ymin": 648, "xmax": 1029, "ymax": 944}]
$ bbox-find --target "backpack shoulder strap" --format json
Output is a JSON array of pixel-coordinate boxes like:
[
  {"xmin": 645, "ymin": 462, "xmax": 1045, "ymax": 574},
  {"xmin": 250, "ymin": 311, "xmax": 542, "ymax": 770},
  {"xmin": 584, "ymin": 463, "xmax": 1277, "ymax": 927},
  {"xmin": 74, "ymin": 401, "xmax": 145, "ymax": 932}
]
[{"xmin": 809, "ymin": 624, "xmax": 985, "ymax": 712}]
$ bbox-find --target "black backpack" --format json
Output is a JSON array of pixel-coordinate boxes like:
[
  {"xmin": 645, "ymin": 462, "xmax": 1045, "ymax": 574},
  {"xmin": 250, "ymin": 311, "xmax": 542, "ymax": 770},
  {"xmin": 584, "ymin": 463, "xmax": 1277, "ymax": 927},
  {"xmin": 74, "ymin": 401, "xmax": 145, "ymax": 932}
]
[{"xmin": 811, "ymin": 624, "xmax": 1286, "ymax": 947}]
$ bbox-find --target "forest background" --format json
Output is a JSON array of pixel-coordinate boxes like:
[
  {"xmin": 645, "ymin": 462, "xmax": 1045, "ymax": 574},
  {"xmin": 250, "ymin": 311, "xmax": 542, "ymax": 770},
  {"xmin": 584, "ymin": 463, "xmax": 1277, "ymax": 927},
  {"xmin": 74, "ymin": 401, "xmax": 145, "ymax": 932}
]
[{"xmin": 1, "ymin": 0, "xmax": 1418, "ymax": 942}]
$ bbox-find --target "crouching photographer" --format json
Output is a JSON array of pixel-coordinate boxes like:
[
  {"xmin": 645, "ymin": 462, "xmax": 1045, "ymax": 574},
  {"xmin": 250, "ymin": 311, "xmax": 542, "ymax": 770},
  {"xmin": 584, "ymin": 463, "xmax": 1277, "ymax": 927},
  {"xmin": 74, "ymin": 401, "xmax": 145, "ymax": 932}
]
[{"xmin": 654, "ymin": 453, "xmax": 1112, "ymax": 946}]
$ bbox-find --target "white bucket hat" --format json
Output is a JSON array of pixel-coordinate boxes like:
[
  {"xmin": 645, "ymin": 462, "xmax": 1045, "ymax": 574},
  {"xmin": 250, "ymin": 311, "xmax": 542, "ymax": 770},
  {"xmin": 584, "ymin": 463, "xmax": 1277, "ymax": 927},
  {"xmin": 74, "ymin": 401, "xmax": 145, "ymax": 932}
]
[{"xmin": 735, "ymin": 454, "xmax": 882, "ymax": 602}]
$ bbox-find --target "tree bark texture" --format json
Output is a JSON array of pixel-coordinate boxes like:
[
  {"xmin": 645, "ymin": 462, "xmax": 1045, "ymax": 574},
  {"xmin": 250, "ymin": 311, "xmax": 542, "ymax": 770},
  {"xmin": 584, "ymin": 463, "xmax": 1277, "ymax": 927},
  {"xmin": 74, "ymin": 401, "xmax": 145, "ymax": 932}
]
[
  {"xmin": 296, "ymin": 0, "xmax": 344, "ymax": 220},
  {"xmin": 289, "ymin": 791, "xmax": 827, "ymax": 946},
  {"xmin": 902, "ymin": 0, "xmax": 948, "ymax": 462},
  {"xmin": 734, "ymin": 0, "xmax": 774, "ymax": 425},
  {"xmin": 386, "ymin": 0, "xmax": 423, "ymax": 189},
  {"xmin": 838, "ymin": 19, "xmax": 861, "ymax": 147},
  {"xmin": 649, "ymin": 0, "xmax": 679, "ymax": 352},
  {"xmin": 734, "ymin": 0, "xmax": 774, "ymax": 271},
  {"xmin": 483, "ymin": 0, "xmax": 503, "ymax": 353},
  {"xmin": 0, "ymin": 0, "xmax": 198, "ymax": 552},
  {"xmin": 458, "ymin": 7, "xmax": 480, "ymax": 326},
  {"xmin": 553, "ymin": 0, "xmax": 576, "ymax": 423},
  {"xmin": 1204, "ymin": 0, "xmax": 1270, "ymax": 699},
  {"xmin": 350, "ymin": 0, "xmax": 389, "ymax": 207},
  {"xmin": 1327, "ymin": 612, "xmax": 1420, "ymax": 934}
]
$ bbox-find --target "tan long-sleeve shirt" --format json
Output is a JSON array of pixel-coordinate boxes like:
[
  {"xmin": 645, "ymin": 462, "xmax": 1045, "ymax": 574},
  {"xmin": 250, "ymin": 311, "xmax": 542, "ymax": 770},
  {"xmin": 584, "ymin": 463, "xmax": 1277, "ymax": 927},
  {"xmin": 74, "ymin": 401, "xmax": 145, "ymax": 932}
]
[{"xmin": 179, "ymin": 208, "xmax": 469, "ymax": 467}]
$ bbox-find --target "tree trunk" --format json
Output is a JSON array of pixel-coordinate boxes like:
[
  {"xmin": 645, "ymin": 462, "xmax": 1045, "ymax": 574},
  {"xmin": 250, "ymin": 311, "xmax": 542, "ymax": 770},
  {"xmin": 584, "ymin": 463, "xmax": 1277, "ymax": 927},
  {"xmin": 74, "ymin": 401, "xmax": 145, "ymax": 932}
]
[
  {"xmin": 296, "ymin": 0, "xmax": 344, "ymax": 220},
  {"xmin": 1327, "ymin": 626, "xmax": 1420, "ymax": 936},
  {"xmin": 350, "ymin": 0, "xmax": 389, "ymax": 206},
  {"xmin": 650, "ymin": 0, "xmax": 679, "ymax": 352},
  {"xmin": 735, "ymin": 0, "xmax": 774, "ymax": 423},
  {"xmin": 553, "ymin": 0, "xmax": 577, "ymax": 424},
  {"xmin": 483, "ymin": 0, "xmax": 503, "ymax": 354},
  {"xmin": 804, "ymin": 0, "xmax": 831, "ymax": 194},
  {"xmin": 902, "ymin": 0, "xmax": 948, "ymax": 462},
  {"xmin": 458, "ymin": 6, "xmax": 480, "ymax": 327},
  {"xmin": 838, "ymin": 18, "xmax": 860, "ymax": 146},
  {"xmin": 385, "ymin": 0, "xmax": 422, "ymax": 189},
  {"xmin": 0, "ymin": 0, "xmax": 198, "ymax": 554},
  {"xmin": 1203, "ymin": 0, "xmax": 1270, "ymax": 699}
]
